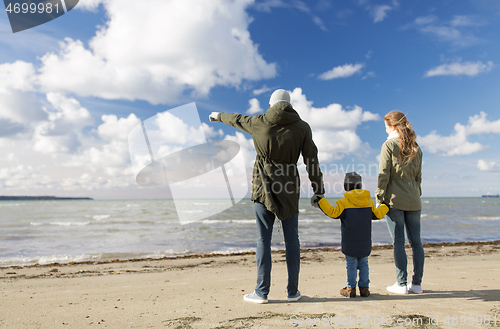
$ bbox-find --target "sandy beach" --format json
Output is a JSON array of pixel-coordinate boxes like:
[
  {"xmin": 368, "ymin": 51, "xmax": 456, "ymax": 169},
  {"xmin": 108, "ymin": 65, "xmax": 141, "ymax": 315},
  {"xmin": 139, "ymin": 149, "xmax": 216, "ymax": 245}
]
[{"xmin": 1, "ymin": 241, "xmax": 499, "ymax": 328}]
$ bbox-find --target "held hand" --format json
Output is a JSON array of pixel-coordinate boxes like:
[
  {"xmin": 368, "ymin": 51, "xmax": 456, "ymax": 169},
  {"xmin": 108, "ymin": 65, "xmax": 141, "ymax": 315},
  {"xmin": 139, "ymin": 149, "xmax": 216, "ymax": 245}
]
[
  {"xmin": 310, "ymin": 194, "xmax": 324, "ymax": 208},
  {"xmin": 209, "ymin": 112, "xmax": 220, "ymax": 122}
]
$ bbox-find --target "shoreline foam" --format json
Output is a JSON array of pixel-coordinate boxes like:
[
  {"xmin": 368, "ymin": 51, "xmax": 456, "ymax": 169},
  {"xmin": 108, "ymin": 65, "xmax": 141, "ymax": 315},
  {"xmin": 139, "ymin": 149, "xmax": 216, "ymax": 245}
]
[{"xmin": 2, "ymin": 239, "xmax": 499, "ymax": 270}]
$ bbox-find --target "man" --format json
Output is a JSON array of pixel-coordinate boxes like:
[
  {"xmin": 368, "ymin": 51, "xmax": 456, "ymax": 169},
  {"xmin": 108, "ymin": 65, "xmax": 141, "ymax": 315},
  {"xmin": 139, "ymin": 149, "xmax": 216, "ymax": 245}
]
[{"xmin": 209, "ymin": 89, "xmax": 324, "ymax": 303}]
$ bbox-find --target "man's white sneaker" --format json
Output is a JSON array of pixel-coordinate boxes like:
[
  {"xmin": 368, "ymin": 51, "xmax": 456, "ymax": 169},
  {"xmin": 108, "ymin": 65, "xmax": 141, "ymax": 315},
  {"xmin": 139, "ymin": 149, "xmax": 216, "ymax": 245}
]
[
  {"xmin": 243, "ymin": 291, "xmax": 268, "ymax": 304},
  {"xmin": 386, "ymin": 282, "xmax": 408, "ymax": 294},
  {"xmin": 407, "ymin": 283, "xmax": 423, "ymax": 294}
]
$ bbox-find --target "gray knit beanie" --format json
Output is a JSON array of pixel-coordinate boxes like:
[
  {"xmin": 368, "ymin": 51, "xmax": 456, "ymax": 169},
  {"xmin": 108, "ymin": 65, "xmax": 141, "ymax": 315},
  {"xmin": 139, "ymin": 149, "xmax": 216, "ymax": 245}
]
[{"xmin": 269, "ymin": 89, "xmax": 291, "ymax": 106}]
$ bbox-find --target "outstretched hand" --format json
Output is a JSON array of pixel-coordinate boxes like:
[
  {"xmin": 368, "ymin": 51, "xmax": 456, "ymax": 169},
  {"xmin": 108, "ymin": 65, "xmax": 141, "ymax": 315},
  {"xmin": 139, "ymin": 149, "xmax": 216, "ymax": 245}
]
[{"xmin": 209, "ymin": 112, "xmax": 220, "ymax": 122}]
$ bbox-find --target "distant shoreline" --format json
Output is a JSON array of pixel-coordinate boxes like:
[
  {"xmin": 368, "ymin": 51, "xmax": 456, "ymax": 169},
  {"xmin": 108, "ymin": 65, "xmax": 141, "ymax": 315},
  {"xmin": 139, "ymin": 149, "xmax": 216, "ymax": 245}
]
[{"xmin": 0, "ymin": 196, "xmax": 93, "ymax": 201}]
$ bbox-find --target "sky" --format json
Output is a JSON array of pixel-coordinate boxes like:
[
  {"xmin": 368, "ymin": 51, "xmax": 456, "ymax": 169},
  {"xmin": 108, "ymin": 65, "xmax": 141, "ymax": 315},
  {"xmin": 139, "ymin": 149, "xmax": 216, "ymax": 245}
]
[{"xmin": 1, "ymin": 0, "xmax": 500, "ymax": 199}]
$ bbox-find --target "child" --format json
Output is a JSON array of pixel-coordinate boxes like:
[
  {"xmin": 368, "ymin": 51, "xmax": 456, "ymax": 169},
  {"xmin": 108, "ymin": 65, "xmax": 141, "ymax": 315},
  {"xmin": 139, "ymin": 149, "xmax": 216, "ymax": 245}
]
[{"xmin": 313, "ymin": 172, "xmax": 389, "ymax": 298}]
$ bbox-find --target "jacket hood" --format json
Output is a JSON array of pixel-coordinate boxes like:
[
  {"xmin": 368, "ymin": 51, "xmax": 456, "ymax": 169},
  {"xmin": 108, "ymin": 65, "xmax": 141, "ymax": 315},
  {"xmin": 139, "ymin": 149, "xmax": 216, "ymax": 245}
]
[
  {"xmin": 344, "ymin": 189, "xmax": 372, "ymax": 207},
  {"xmin": 264, "ymin": 102, "xmax": 301, "ymax": 126}
]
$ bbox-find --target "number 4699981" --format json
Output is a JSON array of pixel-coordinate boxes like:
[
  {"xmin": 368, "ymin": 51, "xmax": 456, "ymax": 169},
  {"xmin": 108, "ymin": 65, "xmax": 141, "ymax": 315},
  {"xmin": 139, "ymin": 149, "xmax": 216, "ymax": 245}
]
[{"xmin": 6, "ymin": 2, "xmax": 61, "ymax": 14}]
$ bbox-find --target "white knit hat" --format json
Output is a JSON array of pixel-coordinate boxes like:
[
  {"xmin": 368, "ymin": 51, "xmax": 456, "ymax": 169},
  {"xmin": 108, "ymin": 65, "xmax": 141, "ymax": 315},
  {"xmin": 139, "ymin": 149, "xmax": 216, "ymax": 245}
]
[{"xmin": 269, "ymin": 89, "xmax": 291, "ymax": 106}]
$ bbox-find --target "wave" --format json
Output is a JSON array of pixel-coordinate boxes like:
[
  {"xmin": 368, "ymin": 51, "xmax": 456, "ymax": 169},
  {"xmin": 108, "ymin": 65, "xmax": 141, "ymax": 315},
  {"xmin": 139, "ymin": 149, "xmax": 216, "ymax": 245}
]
[
  {"xmin": 85, "ymin": 215, "xmax": 111, "ymax": 221},
  {"xmin": 0, "ymin": 203, "xmax": 24, "ymax": 207},
  {"xmin": 199, "ymin": 219, "xmax": 255, "ymax": 224},
  {"xmin": 30, "ymin": 222, "xmax": 90, "ymax": 226},
  {"xmin": 473, "ymin": 216, "xmax": 500, "ymax": 221},
  {"xmin": 301, "ymin": 242, "xmax": 341, "ymax": 248},
  {"xmin": 0, "ymin": 253, "xmax": 103, "ymax": 267},
  {"xmin": 300, "ymin": 218, "xmax": 341, "ymax": 223}
]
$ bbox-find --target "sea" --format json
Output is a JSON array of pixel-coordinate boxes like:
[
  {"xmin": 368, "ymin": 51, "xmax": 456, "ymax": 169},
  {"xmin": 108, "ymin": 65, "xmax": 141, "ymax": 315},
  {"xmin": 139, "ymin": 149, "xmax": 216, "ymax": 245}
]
[{"xmin": 1, "ymin": 197, "xmax": 499, "ymax": 267}]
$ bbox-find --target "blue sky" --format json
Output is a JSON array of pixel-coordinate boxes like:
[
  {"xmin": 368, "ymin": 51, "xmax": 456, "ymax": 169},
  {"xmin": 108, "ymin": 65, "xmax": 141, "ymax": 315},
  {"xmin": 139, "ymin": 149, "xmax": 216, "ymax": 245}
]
[{"xmin": 1, "ymin": 0, "xmax": 500, "ymax": 199}]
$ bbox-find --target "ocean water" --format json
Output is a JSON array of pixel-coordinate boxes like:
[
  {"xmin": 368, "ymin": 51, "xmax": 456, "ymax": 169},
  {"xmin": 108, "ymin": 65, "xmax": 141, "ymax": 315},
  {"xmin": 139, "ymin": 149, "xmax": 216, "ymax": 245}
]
[{"xmin": 1, "ymin": 197, "xmax": 499, "ymax": 267}]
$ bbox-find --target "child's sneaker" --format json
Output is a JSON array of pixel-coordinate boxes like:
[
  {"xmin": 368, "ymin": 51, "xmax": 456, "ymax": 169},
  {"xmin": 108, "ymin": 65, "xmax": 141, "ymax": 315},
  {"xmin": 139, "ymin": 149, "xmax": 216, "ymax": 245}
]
[
  {"xmin": 407, "ymin": 283, "xmax": 423, "ymax": 294},
  {"xmin": 340, "ymin": 287, "xmax": 356, "ymax": 298},
  {"xmin": 359, "ymin": 286, "xmax": 370, "ymax": 297}
]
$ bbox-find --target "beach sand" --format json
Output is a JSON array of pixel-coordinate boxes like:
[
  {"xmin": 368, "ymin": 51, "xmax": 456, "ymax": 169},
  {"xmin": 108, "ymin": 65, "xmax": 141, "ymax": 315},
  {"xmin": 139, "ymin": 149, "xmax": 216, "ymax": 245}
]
[{"xmin": 1, "ymin": 241, "xmax": 500, "ymax": 328}]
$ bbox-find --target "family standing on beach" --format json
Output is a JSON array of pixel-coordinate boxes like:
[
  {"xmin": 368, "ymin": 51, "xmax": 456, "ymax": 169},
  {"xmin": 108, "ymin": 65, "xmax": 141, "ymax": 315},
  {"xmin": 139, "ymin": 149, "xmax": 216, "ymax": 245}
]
[{"xmin": 209, "ymin": 89, "xmax": 424, "ymax": 303}]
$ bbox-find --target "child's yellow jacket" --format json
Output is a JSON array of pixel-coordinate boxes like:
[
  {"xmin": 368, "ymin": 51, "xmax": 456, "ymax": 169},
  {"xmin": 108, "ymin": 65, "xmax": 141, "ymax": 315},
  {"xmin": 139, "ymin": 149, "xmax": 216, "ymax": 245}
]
[{"xmin": 318, "ymin": 189, "xmax": 389, "ymax": 257}]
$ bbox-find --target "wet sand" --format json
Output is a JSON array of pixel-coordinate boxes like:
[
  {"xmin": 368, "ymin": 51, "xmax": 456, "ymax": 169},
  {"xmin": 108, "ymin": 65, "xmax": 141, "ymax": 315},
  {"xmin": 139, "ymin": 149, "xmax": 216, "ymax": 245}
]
[{"xmin": 1, "ymin": 241, "xmax": 500, "ymax": 328}]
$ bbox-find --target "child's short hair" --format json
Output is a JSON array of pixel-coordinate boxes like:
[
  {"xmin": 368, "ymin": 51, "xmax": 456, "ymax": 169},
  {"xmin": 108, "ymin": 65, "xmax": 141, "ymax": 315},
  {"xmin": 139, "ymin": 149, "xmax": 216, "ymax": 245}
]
[{"xmin": 344, "ymin": 172, "xmax": 362, "ymax": 191}]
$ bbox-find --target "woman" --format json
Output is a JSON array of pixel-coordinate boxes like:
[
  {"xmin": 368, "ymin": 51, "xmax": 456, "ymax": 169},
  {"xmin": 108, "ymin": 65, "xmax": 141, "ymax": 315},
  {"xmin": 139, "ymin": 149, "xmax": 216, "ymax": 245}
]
[{"xmin": 376, "ymin": 111, "xmax": 424, "ymax": 294}]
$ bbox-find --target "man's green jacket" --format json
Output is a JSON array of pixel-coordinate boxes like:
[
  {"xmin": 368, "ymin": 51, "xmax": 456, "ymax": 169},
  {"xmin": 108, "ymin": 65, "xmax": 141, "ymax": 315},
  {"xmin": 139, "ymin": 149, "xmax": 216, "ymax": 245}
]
[{"xmin": 218, "ymin": 102, "xmax": 324, "ymax": 220}]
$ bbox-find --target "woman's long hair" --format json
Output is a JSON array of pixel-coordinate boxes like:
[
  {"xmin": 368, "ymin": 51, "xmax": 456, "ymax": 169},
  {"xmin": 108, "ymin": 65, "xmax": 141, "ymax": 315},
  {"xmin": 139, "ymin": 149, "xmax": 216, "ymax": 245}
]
[{"xmin": 384, "ymin": 111, "xmax": 419, "ymax": 164}]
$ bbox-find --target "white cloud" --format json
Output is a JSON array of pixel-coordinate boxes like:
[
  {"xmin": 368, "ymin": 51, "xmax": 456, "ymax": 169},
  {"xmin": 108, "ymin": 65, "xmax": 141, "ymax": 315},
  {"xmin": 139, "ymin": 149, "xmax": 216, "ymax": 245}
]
[
  {"xmin": 32, "ymin": 93, "xmax": 94, "ymax": 154},
  {"xmin": 97, "ymin": 113, "xmax": 141, "ymax": 142},
  {"xmin": 59, "ymin": 173, "xmax": 115, "ymax": 191},
  {"xmin": 45, "ymin": 93, "xmax": 95, "ymax": 134},
  {"xmin": 362, "ymin": 71, "xmax": 376, "ymax": 79},
  {"xmin": 477, "ymin": 159, "xmax": 500, "ymax": 172},
  {"xmin": 0, "ymin": 93, "xmax": 136, "ymax": 189},
  {"xmin": 0, "ymin": 0, "xmax": 287, "ymax": 195},
  {"xmin": 1, "ymin": 1, "xmax": 279, "ymax": 105},
  {"xmin": 0, "ymin": 91, "xmax": 46, "ymax": 137},
  {"xmin": 290, "ymin": 88, "xmax": 380, "ymax": 162},
  {"xmin": 414, "ymin": 16, "xmax": 437, "ymax": 26},
  {"xmin": 0, "ymin": 61, "xmax": 36, "ymax": 93},
  {"xmin": 64, "ymin": 113, "xmax": 142, "ymax": 178},
  {"xmin": 358, "ymin": 0, "xmax": 398, "ymax": 23},
  {"xmin": 76, "ymin": 0, "xmax": 104, "ymax": 11},
  {"xmin": 0, "ymin": 165, "xmax": 56, "ymax": 190},
  {"xmin": 252, "ymin": 0, "xmax": 327, "ymax": 31},
  {"xmin": 247, "ymin": 98, "xmax": 264, "ymax": 114},
  {"xmin": 424, "ymin": 60, "xmax": 494, "ymax": 77},
  {"xmin": 0, "ymin": 98, "xmax": 241, "ymax": 194},
  {"xmin": 153, "ymin": 111, "xmax": 206, "ymax": 147},
  {"xmin": 202, "ymin": 123, "xmax": 224, "ymax": 139},
  {"xmin": 7, "ymin": 153, "xmax": 17, "ymax": 162},
  {"xmin": 253, "ymin": 85, "xmax": 273, "ymax": 96},
  {"xmin": 465, "ymin": 112, "xmax": 500, "ymax": 135},
  {"xmin": 417, "ymin": 128, "xmax": 485, "ymax": 156},
  {"xmin": 372, "ymin": 5, "xmax": 392, "ymax": 23},
  {"xmin": 450, "ymin": 15, "xmax": 485, "ymax": 28},
  {"xmin": 318, "ymin": 63, "xmax": 365, "ymax": 80},
  {"xmin": 28, "ymin": 0, "xmax": 277, "ymax": 104},
  {"xmin": 409, "ymin": 15, "xmax": 482, "ymax": 48},
  {"xmin": 418, "ymin": 112, "xmax": 500, "ymax": 156},
  {"xmin": 224, "ymin": 130, "xmax": 256, "ymax": 168},
  {"xmin": 0, "ymin": 63, "xmax": 41, "ymax": 137}
]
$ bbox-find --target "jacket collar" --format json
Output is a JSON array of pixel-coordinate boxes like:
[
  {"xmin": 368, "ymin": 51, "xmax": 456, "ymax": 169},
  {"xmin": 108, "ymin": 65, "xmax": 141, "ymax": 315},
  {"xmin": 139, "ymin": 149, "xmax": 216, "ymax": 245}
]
[{"xmin": 387, "ymin": 130, "xmax": 399, "ymax": 140}]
